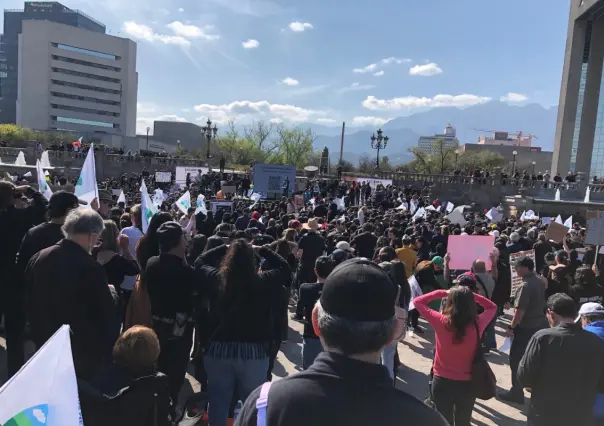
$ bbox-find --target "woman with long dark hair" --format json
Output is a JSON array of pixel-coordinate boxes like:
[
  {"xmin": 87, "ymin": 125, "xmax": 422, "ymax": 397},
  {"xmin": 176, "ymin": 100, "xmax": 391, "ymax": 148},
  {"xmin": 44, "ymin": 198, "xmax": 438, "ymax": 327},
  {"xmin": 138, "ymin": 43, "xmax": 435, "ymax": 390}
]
[
  {"xmin": 413, "ymin": 286, "xmax": 496, "ymax": 426},
  {"xmin": 196, "ymin": 239, "xmax": 290, "ymax": 426},
  {"xmin": 572, "ymin": 266, "xmax": 604, "ymax": 307}
]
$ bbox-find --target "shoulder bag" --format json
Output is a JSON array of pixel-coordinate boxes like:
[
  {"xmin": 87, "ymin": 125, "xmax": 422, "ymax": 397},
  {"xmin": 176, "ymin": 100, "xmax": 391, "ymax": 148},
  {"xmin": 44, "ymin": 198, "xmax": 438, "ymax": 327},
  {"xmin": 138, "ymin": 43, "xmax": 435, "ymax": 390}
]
[{"xmin": 471, "ymin": 322, "xmax": 496, "ymax": 400}]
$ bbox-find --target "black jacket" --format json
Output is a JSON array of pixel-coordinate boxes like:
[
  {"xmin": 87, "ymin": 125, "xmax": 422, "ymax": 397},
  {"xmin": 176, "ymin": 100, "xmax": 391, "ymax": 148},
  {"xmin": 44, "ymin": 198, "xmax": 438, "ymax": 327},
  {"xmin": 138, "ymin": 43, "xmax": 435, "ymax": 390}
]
[
  {"xmin": 518, "ymin": 323, "xmax": 604, "ymax": 426},
  {"xmin": 26, "ymin": 239, "xmax": 118, "ymax": 379},
  {"xmin": 16, "ymin": 222, "xmax": 64, "ymax": 278},
  {"xmin": 195, "ymin": 245, "xmax": 289, "ymax": 344},
  {"xmin": 234, "ymin": 352, "xmax": 447, "ymax": 426}
]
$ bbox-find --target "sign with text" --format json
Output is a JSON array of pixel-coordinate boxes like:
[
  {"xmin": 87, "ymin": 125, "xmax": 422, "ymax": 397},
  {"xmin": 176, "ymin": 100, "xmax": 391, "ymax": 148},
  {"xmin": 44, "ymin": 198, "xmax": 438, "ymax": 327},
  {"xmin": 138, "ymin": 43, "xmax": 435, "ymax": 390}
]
[
  {"xmin": 210, "ymin": 201, "xmax": 233, "ymax": 215},
  {"xmin": 447, "ymin": 235, "xmax": 495, "ymax": 270},
  {"xmin": 586, "ymin": 211, "xmax": 604, "ymax": 245},
  {"xmin": 546, "ymin": 221, "xmax": 570, "ymax": 243},
  {"xmin": 253, "ymin": 163, "xmax": 296, "ymax": 198},
  {"xmin": 175, "ymin": 166, "xmax": 208, "ymax": 185},
  {"xmin": 510, "ymin": 250, "xmax": 536, "ymax": 296},
  {"xmin": 294, "ymin": 194, "xmax": 304, "ymax": 208},
  {"xmin": 155, "ymin": 171, "xmax": 172, "ymax": 183}
]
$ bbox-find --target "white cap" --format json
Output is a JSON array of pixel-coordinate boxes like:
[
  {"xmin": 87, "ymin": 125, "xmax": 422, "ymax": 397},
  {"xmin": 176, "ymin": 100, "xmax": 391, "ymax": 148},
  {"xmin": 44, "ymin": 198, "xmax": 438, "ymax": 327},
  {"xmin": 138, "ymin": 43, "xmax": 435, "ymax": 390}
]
[
  {"xmin": 575, "ymin": 302, "xmax": 604, "ymax": 322},
  {"xmin": 336, "ymin": 241, "xmax": 354, "ymax": 253}
]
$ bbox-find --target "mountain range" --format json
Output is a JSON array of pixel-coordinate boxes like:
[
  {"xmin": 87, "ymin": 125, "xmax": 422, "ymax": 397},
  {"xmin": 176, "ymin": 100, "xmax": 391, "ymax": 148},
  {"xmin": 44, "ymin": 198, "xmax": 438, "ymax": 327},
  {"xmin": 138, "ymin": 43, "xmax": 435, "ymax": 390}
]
[{"xmin": 311, "ymin": 102, "xmax": 559, "ymax": 165}]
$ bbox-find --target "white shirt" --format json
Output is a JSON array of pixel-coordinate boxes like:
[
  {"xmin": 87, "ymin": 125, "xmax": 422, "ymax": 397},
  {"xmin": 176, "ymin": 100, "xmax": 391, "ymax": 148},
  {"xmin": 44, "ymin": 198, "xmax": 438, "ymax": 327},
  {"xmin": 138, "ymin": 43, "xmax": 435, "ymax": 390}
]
[
  {"xmin": 358, "ymin": 210, "xmax": 365, "ymax": 225},
  {"xmin": 120, "ymin": 226, "xmax": 143, "ymax": 291}
]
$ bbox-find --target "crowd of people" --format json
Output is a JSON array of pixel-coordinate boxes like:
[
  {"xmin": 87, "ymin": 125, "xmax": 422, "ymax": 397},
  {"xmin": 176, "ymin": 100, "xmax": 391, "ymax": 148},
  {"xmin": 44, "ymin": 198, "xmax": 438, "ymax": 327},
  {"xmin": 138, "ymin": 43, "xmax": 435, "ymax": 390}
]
[{"xmin": 2, "ymin": 168, "xmax": 604, "ymax": 426}]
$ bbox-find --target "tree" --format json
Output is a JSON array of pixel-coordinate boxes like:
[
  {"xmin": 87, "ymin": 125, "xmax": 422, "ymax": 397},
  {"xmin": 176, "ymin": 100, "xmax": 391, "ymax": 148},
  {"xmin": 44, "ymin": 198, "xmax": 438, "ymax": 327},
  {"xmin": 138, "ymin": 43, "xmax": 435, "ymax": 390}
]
[
  {"xmin": 275, "ymin": 125, "xmax": 316, "ymax": 168},
  {"xmin": 243, "ymin": 121, "xmax": 279, "ymax": 162},
  {"xmin": 339, "ymin": 160, "xmax": 355, "ymax": 173},
  {"xmin": 358, "ymin": 154, "xmax": 374, "ymax": 174},
  {"xmin": 409, "ymin": 138, "xmax": 459, "ymax": 174}
]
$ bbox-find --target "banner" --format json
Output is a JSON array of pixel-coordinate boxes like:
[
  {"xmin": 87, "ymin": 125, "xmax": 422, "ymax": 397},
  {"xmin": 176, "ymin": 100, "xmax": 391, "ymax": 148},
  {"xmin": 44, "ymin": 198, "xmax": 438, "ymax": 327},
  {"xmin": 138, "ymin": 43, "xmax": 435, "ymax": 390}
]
[
  {"xmin": 175, "ymin": 166, "xmax": 208, "ymax": 185},
  {"xmin": 510, "ymin": 250, "xmax": 536, "ymax": 296},
  {"xmin": 447, "ymin": 235, "xmax": 495, "ymax": 270},
  {"xmin": 155, "ymin": 171, "xmax": 172, "ymax": 183},
  {"xmin": 355, "ymin": 177, "xmax": 393, "ymax": 189},
  {"xmin": 586, "ymin": 211, "xmax": 604, "ymax": 245},
  {"xmin": 252, "ymin": 163, "xmax": 296, "ymax": 197},
  {"xmin": 0, "ymin": 325, "xmax": 81, "ymax": 426},
  {"xmin": 211, "ymin": 201, "xmax": 233, "ymax": 214}
]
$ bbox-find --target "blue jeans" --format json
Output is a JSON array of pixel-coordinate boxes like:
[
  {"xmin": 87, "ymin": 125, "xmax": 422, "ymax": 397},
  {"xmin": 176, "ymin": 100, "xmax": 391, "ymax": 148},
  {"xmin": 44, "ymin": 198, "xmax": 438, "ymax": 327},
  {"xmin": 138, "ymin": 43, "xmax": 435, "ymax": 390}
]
[
  {"xmin": 302, "ymin": 337, "xmax": 323, "ymax": 369},
  {"xmin": 484, "ymin": 318, "xmax": 497, "ymax": 350},
  {"xmin": 381, "ymin": 340, "xmax": 398, "ymax": 380},
  {"xmin": 204, "ymin": 355, "xmax": 268, "ymax": 426}
]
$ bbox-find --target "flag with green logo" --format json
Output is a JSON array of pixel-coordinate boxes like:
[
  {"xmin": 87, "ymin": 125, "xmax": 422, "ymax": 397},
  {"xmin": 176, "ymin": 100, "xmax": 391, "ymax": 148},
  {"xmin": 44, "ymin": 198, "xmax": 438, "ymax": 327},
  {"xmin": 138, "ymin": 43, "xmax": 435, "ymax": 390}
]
[
  {"xmin": 140, "ymin": 180, "xmax": 157, "ymax": 233},
  {"xmin": 36, "ymin": 160, "xmax": 52, "ymax": 201},
  {"xmin": 74, "ymin": 143, "xmax": 98, "ymax": 204}
]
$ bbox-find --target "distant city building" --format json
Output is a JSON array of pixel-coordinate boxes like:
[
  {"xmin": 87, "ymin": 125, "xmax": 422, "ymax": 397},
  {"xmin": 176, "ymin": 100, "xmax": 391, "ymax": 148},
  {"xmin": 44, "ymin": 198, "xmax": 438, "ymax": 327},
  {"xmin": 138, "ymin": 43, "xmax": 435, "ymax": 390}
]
[
  {"xmin": 153, "ymin": 121, "xmax": 204, "ymax": 151},
  {"xmin": 462, "ymin": 144, "xmax": 553, "ymax": 174},
  {"xmin": 417, "ymin": 123, "xmax": 459, "ymax": 154},
  {"xmin": 1, "ymin": 1, "xmax": 106, "ymax": 124},
  {"xmin": 16, "ymin": 19, "xmax": 138, "ymax": 137},
  {"xmin": 477, "ymin": 131, "xmax": 533, "ymax": 147},
  {"xmin": 553, "ymin": 0, "xmax": 604, "ymax": 178}
]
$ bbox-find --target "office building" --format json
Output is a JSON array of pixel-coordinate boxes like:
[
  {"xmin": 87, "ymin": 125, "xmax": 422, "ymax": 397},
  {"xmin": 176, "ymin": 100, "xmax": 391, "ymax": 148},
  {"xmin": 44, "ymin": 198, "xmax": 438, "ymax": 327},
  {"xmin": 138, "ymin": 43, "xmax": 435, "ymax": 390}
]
[
  {"xmin": 477, "ymin": 131, "xmax": 534, "ymax": 147},
  {"xmin": 153, "ymin": 121, "xmax": 204, "ymax": 151},
  {"xmin": 417, "ymin": 123, "xmax": 459, "ymax": 154},
  {"xmin": 1, "ymin": 2, "xmax": 106, "ymax": 124},
  {"xmin": 553, "ymin": 0, "xmax": 604, "ymax": 178},
  {"xmin": 16, "ymin": 19, "xmax": 138, "ymax": 136}
]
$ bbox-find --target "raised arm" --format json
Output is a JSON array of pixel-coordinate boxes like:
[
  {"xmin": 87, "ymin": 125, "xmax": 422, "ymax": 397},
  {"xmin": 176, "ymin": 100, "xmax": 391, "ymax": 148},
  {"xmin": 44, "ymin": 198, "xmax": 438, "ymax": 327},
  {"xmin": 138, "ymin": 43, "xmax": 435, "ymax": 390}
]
[
  {"xmin": 473, "ymin": 292, "xmax": 497, "ymax": 334},
  {"xmin": 258, "ymin": 246, "xmax": 291, "ymax": 286},
  {"xmin": 413, "ymin": 290, "xmax": 449, "ymax": 329}
]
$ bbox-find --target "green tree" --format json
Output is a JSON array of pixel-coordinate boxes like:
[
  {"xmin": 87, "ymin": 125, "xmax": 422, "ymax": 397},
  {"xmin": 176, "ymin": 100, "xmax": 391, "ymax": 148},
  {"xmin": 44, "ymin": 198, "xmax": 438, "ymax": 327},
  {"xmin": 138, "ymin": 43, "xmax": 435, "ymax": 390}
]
[
  {"xmin": 409, "ymin": 138, "xmax": 459, "ymax": 174},
  {"xmin": 275, "ymin": 125, "xmax": 316, "ymax": 168},
  {"xmin": 358, "ymin": 154, "xmax": 374, "ymax": 174}
]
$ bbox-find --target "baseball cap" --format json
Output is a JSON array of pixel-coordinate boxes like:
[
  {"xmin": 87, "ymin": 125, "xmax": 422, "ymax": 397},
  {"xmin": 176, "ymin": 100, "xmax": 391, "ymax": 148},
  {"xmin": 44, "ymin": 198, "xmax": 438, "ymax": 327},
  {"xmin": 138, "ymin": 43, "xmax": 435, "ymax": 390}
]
[
  {"xmin": 290, "ymin": 220, "xmax": 301, "ymax": 229},
  {"xmin": 331, "ymin": 248, "xmax": 348, "ymax": 265},
  {"xmin": 251, "ymin": 211, "xmax": 261, "ymax": 220},
  {"xmin": 48, "ymin": 191, "xmax": 87, "ymax": 217},
  {"xmin": 320, "ymin": 258, "xmax": 397, "ymax": 322},
  {"xmin": 512, "ymin": 255, "xmax": 534, "ymax": 269},
  {"xmin": 575, "ymin": 302, "xmax": 604, "ymax": 322},
  {"xmin": 336, "ymin": 241, "xmax": 354, "ymax": 253},
  {"xmin": 432, "ymin": 256, "xmax": 444, "ymax": 269},
  {"xmin": 156, "ymin": 221, "xmax": 183, "ymax": 251}
]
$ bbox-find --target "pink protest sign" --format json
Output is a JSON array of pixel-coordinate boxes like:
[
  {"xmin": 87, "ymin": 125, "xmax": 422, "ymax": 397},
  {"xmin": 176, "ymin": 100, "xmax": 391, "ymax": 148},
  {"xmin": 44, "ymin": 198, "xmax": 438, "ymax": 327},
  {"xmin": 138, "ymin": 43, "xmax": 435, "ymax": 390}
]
[{"xmin": 447, "ymin": 235, "xmax": 495, "ymax": 270}]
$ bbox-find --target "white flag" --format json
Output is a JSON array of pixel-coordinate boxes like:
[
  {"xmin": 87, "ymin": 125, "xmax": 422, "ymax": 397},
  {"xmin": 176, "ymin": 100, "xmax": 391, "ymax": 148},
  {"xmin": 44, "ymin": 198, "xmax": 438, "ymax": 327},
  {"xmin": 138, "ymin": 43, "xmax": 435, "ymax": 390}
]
[
  {"xmin": 446, "ymin": 202, "xmax": 454, "ymax": 213},
  {"xmin": 335, "ymin": 198, "xmax": 345, "ymax": 212},
  {"xmin": 520, "ymin": 211, "xmax": 526, "ymax": 221},
  {"xmin": 555, "ymin": 188, "xmax": 561, "ymax": 201},
  {"xmin": 176, "ymin": 191, "xmax": 191, "ymax": 214},
  {"xmin": 117, "ymin": 190, "xmax": 126, "ymax": 205},
  {"xmin": 36, "ymin": 160, "xmax": 53, "ymax": 201},
  {"xmin": 141, "ymin": 180, "xmax": 157, "ymax": 233},
  {"xmin": 412, "ymin": 207, "xmax": 426, "ymax": 220},
  {"xmin": 425, "ymin": 205, "xmax": 436, "ymax": 211},
  {"xmin": 153, "ymin": 189, "xmax": 165, "ymax": 207},
  {"xmin": 564, "ymin": 215, "xmax": 573, "ymax": 228},
  {"xmin": 396, "ymin": 201, "xmax": 408, "ymax": 211},
  {"xmin": 195, "ymin": 194, "xmax": 207, "ymax": 215},
  {"xmin": 75, "ymin": 144, "xmax": 99, "ymax": 204},
  {"xmin": 250, "ymin": 193, "xmax": 261, "ymax": 202},
  {"xmin": 555, "ymin": 214, "xmax": 563, "ymax": 225},
  {"xmin": 0, "ymin": 325, "xmax": 81, "ymax": 426},
  {"xmin": 409, "ymin": 199, "xmax": 419, "ymax": 214},
  {"xmin": 23, "ymin": 171, "xmax": 32, "ymax": 178},
  {"xmin": 407, "ymin": 275, "xmax": 423, "ymax": 311},
  {"xmin": 585, "ymin": 186, "xmax": 591, "ymax": 203}
]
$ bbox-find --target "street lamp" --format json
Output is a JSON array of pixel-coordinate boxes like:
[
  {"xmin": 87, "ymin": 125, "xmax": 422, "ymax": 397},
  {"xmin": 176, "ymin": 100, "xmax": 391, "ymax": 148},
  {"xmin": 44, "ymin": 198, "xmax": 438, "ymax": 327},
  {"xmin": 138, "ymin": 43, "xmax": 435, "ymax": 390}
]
[
  {"xmin": 146, "ymin": 126, "xmax": 150, "ymax": 151},
  {"xmin": 202, "ymin": 119, "xmax": 218, "ymax": 160},
  {"xmin": 532, "ymin": 161, "xmax": 536, "ymax": 175},
  {"xmin": 370, "ymin": 128, "xmax": 389, "ymax": 169},
  {"xmin": 454, "ymin": 149, "xmax": 459, "ymax": 169},
  {"xmin": 512, "ymin": 150, "xmax": 518, "ymax": 176}
]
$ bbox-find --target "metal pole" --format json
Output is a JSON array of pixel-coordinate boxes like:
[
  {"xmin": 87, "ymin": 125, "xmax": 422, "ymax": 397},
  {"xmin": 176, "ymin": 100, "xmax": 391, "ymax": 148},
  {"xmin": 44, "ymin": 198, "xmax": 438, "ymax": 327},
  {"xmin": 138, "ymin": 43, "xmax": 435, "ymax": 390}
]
[
  {"xmin": 339, "ymin": 121, "xmax": 345, "ymax": 164},
  {"xmin": 376, "ymin": 145, "xmax": 380, "ymax": 169}
]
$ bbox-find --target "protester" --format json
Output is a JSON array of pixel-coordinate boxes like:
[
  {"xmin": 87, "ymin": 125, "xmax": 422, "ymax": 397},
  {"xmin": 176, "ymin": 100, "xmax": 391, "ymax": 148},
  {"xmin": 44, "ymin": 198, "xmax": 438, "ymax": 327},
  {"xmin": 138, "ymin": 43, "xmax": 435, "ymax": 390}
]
[
  {"xmin": 572, "ymin": 266, "xmax": 604, "ymax": 307},
  {"xmin": 196, "ymin": 240, "xmax": 290, "ymax": 426},
  {"xmin": 26, "ymin": 208, "xmax": 118, "ymax": 380},
  {"xmin": 350, "ymin": 222, "xmax": 378, "ymax": 259},
  {"xmin": 298, "ymin": 256, "xmax": 334, "ymax": 369},
  {"xmin": 234, "ymin": 258, "xmax": 448, "ymax": 426},
  {"xmin": 95, "ymin": 220, "xmax": 140, "ymax": 293},
  {"xmin": 499, "ymin": 255, "xmax": 548, "ymax": 404},
  {"xmin": 518, "ymin": 293, "xmax": 604, "ymax": 426},
  {"xmin": 396, "ymin": 235, "xmax": 418, "ymax": 278},
  {"xmin": 414, "ymin": 286, "xmax": 497, "ymax": 425},
  {"xmin": 119, "ymin": 204, "xmax": 144, "ymax": 306}
]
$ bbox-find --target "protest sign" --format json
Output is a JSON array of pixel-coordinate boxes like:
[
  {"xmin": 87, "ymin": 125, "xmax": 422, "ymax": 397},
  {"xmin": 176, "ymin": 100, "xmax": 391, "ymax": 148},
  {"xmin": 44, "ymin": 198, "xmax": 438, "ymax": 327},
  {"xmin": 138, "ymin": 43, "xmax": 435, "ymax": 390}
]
[
  {"xmin": 447, "ymin": 235, "xmax": 495, "ymax": 270},
  {"xmin": 586, "ymin": 211, "xmax": 604, "ymax": 245},
  {"xmin": 253, "ymin": 163, "xmax": 296, "ymax": 197},
  {"xmin": 547, "ymin": 221, "xmax": 570, "ymax": 243},
  {"xmin": 294, "ymin": 194, "xmax": 304, "ymax": 209},
  {"xmin": 510, "ymin": 250, "xmax": 536, "ymax": 296},
  {"xmin": 211, "ymin": 201, "xmax": 233, "ymax": 214},
  {"xmin": 0, "ymin": 325, "xmax": 80, "ymax": 426},
  {"xmin": 541, "ymin": 217, "xmax": 552, "ymax": 225},
  {"xmin": 447, "ymin": 206, "xmax": 467, "ymax": 226},
  {"xmin": 155, "ymin": 171, "xmax": 172, "ymax": 183}
]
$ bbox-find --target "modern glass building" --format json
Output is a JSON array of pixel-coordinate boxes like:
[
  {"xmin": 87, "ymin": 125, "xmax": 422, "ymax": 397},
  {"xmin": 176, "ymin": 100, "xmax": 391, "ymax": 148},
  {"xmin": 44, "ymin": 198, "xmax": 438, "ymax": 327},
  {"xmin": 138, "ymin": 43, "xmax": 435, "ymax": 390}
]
[{"xmin": 0, "ymin": 2, "xmax": 105, "ymax": 124}]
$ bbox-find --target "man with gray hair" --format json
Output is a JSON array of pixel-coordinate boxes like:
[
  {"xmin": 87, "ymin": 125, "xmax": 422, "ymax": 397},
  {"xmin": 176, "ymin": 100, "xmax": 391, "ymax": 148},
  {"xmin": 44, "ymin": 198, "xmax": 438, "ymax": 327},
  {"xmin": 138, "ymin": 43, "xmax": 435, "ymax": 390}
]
[
  {"xmin": 25, "ymin": 208, "xmax": 118, "ymax": 380},
  {"xmin": 235, "ymin": 258, "xmax": 447, "ymax": 426}
]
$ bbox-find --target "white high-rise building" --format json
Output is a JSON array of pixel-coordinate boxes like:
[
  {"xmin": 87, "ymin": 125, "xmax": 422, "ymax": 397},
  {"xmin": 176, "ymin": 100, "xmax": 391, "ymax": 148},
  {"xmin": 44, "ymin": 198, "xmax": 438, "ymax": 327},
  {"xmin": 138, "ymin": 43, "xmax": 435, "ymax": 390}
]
[
  {"xmin": 16, "ymin": 19, "xmax": 138, "ymax": 136},
  {"xmin": 417, "ymin": 123, "xmax": 459, "ymax": 154}
]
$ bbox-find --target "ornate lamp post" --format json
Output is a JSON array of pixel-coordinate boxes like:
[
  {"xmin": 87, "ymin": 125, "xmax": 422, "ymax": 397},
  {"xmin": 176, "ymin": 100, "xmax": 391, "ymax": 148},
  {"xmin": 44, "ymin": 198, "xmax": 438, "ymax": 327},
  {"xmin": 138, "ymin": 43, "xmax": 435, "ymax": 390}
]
[
  {"xmin": 532, "ymin": 160, "xmax": 536, "ymax": 175},
  {"xmin": 370, "ymin": 128, "xmax": 389, "ymax": 169},
  {"xmin": 202, "ymin": 119, "xmax": 218, "ymax": 160},
  {"xmin": 512, "ymin": 150, "xmax": 518, "ymax": 176}
]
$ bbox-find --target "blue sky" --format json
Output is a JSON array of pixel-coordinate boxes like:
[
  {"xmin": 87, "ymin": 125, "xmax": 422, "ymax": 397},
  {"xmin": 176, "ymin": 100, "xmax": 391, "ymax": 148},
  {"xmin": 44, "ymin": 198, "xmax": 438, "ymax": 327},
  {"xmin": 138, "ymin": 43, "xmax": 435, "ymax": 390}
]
[{"xmin": 3, "ymin": 0, "xmax": 570, "ymax": 133}]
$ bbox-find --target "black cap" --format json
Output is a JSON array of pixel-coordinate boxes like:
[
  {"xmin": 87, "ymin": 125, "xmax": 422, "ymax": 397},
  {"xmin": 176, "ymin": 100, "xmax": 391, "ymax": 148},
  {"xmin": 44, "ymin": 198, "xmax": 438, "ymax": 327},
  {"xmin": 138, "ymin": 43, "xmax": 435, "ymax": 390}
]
[
  {"xmin": 48, "ymin": 191, "xmax": 86, "ymax": 217},
  {"xmin": 512, "ymin": 255, "xmax": 534, "ymax": 269},
  {"xmin": 320, "ymin": 258, "xmax": 397, "ymax": 322},
  {"xmin": 156, "ymin": 221, "xmax": 183, "ymax": 251}
]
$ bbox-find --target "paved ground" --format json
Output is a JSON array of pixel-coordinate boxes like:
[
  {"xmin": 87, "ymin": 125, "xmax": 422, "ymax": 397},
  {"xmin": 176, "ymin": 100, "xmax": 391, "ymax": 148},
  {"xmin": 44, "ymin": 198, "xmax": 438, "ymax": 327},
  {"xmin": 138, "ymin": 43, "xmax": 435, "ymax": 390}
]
[{"xmin": 0, "ymin": 311, "xmax": 528, "ymax": 425}]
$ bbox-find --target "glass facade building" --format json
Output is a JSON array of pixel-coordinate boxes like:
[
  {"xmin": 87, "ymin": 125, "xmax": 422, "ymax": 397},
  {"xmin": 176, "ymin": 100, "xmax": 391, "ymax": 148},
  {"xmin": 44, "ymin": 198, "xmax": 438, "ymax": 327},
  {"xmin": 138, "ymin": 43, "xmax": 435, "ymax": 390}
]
[{"xmin": 0, "ymin": 2, "xmax": 105, "ymax": 124}]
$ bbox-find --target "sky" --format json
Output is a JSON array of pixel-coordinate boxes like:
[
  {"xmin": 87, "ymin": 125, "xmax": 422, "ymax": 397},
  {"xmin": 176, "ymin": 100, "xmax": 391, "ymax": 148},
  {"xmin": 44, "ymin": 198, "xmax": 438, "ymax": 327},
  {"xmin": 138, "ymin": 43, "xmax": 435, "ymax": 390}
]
[{"xmin": 2, "ymin": 0, "xmax": 571, "ymax": 134}]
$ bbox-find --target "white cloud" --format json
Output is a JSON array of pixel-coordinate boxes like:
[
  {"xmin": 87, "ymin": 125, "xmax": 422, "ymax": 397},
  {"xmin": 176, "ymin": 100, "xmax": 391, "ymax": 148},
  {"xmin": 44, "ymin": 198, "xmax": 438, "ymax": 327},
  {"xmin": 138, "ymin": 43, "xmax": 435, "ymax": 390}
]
[
  {"xmin": 353, "ymin": 63, "xmax": 378, "ymax": 74},
  {"xmin": 500, "ymin": 92, "xmax": 528, "ymax": 103},
  {"xmin": 137, "ymin": 102, "xmax": 158, "ymax": 114},
  {"xmin": 123, "ymin": 21, "xmax": 191, "ymax": 46},
  {"xmin": 242, "ymin": 39, "xmax": 260, "ymax": 49},
  {"xmin": 289, "ymin": 21, "xmax": 313, "ymax": 32},
  {"xmin": 270, "ymin": 118, "xmax": 284, "ymax": 124},
  {"xmin": 281, "ymin": 77, "xmax": 299, "ymax": 86},
  {"xmin": 409, "ymin": 63, "xmax": 443, "ymax": 76},
  {"xmin": 178, "ymin": 7, "xmax": 184, "ymax": 12},
  {"xmin": 362, "ymin": 94, "xmax": 492, "ymax": 111},
  {"xmin": 136, "ymin": 114, "xmax": 187, "ymax": 134},
  {"xmin": 193, "ymin": 100, "xmax": 328, "ymax": 124},
  {"xmin": 316, "ymin": 118, "xmax": 338, "ymax": 125},
  {"xmin": 337, "ymin": 82, "xmax": 376, "ymax": 94},
  {"xmin": 166, "ymin": 21, "xmax": 220, "ymax": 40},
  {"xmin": 373, "ymin": 71, "xmax": 385, "ymax": 77},
  {"xmin": 351, "ymin": 116, "xmax": 389, "ymax": 127},
  {"xmin": 381, "ymin": 57, "xmax": 411, "ymax": 65}
]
